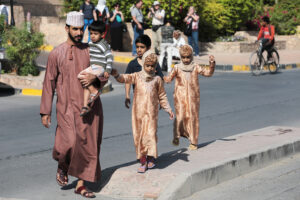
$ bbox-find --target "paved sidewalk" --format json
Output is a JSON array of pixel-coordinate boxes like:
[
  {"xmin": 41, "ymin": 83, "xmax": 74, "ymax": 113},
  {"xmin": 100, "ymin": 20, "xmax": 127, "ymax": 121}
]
[{"xmin": 96, "ymin": 126, "xmax": 300, "ymax": 200}]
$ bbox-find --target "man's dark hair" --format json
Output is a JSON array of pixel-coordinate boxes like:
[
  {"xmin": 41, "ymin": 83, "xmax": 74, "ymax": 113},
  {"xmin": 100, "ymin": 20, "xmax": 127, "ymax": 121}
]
[
  {"xmin": 113, "ymin": 2, "xmax": 120, "ymax": 7},
  {"xmin": 164, "ymin": 18, "xmax": 173, "ymax": 26},
  {"xmin": 88, "ymin": 21, "xmax": 106, "ymax": 33},
  {"xmin": 135, "ymin": 0, "xmax": 142, "ymax": 5},
  {"xmin": 262, "ymin": 16, "xmax": 270, "ymax": 24},
  {"xmin": 135, "ymin": 34, "xmax": 151, "ymax": 48}
]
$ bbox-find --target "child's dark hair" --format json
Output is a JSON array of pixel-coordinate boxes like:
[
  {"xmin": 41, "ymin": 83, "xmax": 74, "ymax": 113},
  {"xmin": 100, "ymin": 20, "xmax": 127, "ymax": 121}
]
[
  {"xmin": 135, "ymin": 34, "xmax": 151, "ymax": 48},
  {"xmin": 88, "ymin": 21, "xmax": 106, "ymax": 33},
  {"xmin": 262, "ymin": 16, "xmax": 270, "ymax": 24}
]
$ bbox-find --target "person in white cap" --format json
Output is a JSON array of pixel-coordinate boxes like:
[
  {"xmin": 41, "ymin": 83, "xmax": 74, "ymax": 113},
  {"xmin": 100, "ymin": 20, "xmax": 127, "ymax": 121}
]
[
  {"xmin": 40, "ymin": 11, "xmax": 106, "ymax": 198},
  {"xmin": 147, "ymin": 1, "xmax": 165, "ymax": 55}
]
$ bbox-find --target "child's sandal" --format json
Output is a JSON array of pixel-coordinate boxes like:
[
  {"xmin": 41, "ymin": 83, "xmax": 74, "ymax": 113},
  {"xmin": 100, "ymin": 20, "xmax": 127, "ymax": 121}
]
[
  {"xmin": 172, "ymin": 138, "xmax": 179, "ymax": 146},
  {"xmin": 188, "ymin": 144, "xmax": 198, "ymax": 150},
  {"xmin": 87, "ymin": 90, "xmax": 101, "ymax": 106},
  {"xmin": 137, "ymin": 164, "xmax": 147, "ymax": 173},
  {"xmin": 80, "ymin": 107, "xmax": 91, "ymax": 117},
  {"xmin": 147, "ymin": 157, "xmax": 156, "ymax": 169}
]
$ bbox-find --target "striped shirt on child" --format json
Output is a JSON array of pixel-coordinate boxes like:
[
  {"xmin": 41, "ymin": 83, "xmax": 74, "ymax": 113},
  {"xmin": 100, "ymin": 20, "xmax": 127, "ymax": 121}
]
[{"xmin": 89, "ymin": 38, "xmax": 113, "ymax": 73}]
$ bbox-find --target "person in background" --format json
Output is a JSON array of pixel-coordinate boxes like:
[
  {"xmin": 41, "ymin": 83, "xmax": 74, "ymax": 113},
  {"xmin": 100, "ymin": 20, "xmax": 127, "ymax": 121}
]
[
  {"xmin": 131, "ymin": 0, "xmax": 144, "ymax": 56},
  {"xmin": 159, "ymin": 19, "xmax": 174, "ymax": 72},
  {"xmin": 95, "ymin": 0, "xmax": 110, "ymax": 40},
  {"xmin": 147, "ymin": 1, "xmax": 165, "ymax": 55},
  {"xmin": 257, "ymin": 15, "xmax": 275, "ymax": 63},
  {"xmin": 172, "ymin": 30, "xmax": 186, "ymax": 59},
  {"xmin": 124, "ymin": 34, "xmax": 164, "ymax": 109},
  {"xmin": 110, "ymin": 2, "xmax": 124, "ymax": 51},
  {"xmin": 79, "ymin": 0, "xmax": 97, "ymax": 42},
  {"xmin": 184, "ymin": 6, "xmax": 200, "ymax": 57}
]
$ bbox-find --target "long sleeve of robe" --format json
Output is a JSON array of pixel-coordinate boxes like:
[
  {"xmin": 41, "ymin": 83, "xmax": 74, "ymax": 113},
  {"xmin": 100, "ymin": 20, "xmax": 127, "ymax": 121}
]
[
  {"xmin": 118, "ymin": 72, "xmax": 172, "ymax": 159},
  {"xmin": 165, "ymin": 64, "xmax": 214, "ymax": 145},
  {"xmin": 40, "ymin": 42, "xmax": 105, "ymax": 182}
]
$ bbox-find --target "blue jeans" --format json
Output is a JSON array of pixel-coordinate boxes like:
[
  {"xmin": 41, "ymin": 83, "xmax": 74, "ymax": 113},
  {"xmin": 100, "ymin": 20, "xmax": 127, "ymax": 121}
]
[
  {"xmin": 188, "ymin": 30, "xmax": 199, "ymax": 55},
  {"xmin": 132, "ymin": 25, "xmax": 144, "ymax": 55},
  {"xmin": 84, "ymin": 19, "xmax": 94, "ymax": 42}
]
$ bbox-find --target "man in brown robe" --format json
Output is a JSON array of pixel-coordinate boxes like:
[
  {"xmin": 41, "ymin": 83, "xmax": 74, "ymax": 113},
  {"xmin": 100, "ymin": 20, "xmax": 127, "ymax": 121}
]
[{"xmin": 40, "ymin": 11, "xmax": 105, "ymax": 198}]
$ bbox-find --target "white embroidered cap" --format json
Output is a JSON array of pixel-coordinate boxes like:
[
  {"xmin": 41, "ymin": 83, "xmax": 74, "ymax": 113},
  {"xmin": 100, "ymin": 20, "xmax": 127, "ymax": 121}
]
[{"xmin": 66, "ymin": 11, "xmax": 84, "ymax": 27}]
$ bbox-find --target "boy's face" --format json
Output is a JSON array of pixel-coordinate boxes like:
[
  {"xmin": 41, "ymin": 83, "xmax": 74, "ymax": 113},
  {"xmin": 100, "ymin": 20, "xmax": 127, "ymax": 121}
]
[
  {"xmin": 261, "ymin": 21, "xmax": 267, "ymax": 27},
  {"xmin": 144, "ymin": 61, "xmax": 156, "ymax": 74},
  {"xmin": 90, "ymin": 30, "xmax": 104, "ymax": 43},
  {"xmin": 173, "ymin": 32, "xmax": 179, "ymax": 39},
  {"xmin": 181, "ymin": 54, "xmax": 192, "ymax": 65},
  {"xmin": 136, "ymin": 42, "xmax": 149, "ymax": 58}
]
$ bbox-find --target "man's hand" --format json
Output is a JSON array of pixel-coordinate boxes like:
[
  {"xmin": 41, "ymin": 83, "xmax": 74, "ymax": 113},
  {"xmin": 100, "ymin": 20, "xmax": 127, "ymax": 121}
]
[
  {"xmin": 125, "ymin": 98, "xmax": 131, "ymax": 109},
  {"xmin": 137, "ymin": 23, "xmax": 143, "ymax": 30},
  {"xmin": 78, "ymin": 71, "xmax": 97, "ymax": 87},
  {"xmin": 41, "ymin": 114, "xmax": 51, "ymax": 128},
  {"xmin": 111, "ymin": 69, "xmax": 118, "ymax": 77}
]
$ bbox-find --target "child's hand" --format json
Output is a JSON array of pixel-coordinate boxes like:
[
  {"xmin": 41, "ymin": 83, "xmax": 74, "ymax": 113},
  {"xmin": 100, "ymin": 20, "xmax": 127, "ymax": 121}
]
[
  {"xmin": 104, "ymin": 72, "xmax": 110, "ymax": 79},
  {"xmin": 169, "ymin": 111, "xmax": 174, "ymax": 120},
  {"xmin": 163, "ymin": 76, "xmax": 170, "ymax": 83},
  {"xmin": 209, "ymin": 55, "xmax": 215, "ymax": 64},
  {"xmin": 111, "ymin": 69, "xmax": 118, "ymax": 77}
]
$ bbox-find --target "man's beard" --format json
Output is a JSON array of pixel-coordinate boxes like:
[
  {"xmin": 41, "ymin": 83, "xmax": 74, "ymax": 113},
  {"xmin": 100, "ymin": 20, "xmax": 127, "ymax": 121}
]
[{"xmin": 68, "ymin": 32, "xmax": 83, "ymax": 44}]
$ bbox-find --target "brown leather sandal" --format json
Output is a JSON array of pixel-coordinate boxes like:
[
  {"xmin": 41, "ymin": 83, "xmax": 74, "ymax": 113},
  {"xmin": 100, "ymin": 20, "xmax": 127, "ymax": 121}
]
[
  {"xmin": 87, "ymin": 90, "xmax": 101, "ymax": 106},
  {"xmin": 56, "ymin": 168, "xmax": 68, "ymax": 186},
  {"xmin": 74, "ymin": 185, "xmax": 96, "ymax": 198}
]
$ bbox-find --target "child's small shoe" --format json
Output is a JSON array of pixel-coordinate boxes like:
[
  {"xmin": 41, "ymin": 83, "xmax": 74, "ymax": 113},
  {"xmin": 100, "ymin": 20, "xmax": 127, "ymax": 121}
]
[
  {"xmin": 188, "ymin": 144, "xmax": 198, "ymax": 150},
  {"xmin": 87, "ymin": 90, "xmax": 101, "ymax": 106},
  {"xmin": 172, "ymin": 138, "xmax": 179, "ymax": 146},
  {"xmin": 147, "ymin": 156, "xmax": 156, "ymax": 169},
  {"xmin": 137, "ymin": 164, "xmax": 147, "ymax": 173}
]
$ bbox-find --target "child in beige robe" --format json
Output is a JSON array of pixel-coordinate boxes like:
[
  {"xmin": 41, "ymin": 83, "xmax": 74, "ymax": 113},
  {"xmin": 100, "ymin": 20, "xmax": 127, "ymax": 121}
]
[
  {"xmin": 111, "ymin": 51, "xmax": 174, "ymax": 173},
  {"xmin": 164, "ymin": 45, "xmax": 215, "ymax": 150}
]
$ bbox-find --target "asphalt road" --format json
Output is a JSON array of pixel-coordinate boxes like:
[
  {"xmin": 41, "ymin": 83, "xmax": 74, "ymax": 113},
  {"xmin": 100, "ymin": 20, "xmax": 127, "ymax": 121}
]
[{"xmin": 1, "ymin": 68, "xmax": 300, "ymax": 200}]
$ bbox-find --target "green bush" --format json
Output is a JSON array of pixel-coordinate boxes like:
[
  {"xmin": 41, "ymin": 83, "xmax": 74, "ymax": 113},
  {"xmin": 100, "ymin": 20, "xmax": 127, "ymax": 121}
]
[
  {"xmin": 269, "ymin": 0, "xmax": 300, "ymax": 35},
  {"xmin": 3, "ymin": 26, "xmax": 44, "ymax": 76}
]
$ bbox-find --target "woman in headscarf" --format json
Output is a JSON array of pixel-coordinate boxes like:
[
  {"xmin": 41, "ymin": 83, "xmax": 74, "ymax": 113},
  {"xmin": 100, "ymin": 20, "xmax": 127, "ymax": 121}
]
[
  {"xmin": 164, "ymin": 45, "xmax": 215, "ymax": 150},
  {"xmin": 111, "ymin": 50, "xmax": 174, "ymax": 173},
  {"xmin": 95, "ymin": 0, "xmax": 110, "ymax": 40}
]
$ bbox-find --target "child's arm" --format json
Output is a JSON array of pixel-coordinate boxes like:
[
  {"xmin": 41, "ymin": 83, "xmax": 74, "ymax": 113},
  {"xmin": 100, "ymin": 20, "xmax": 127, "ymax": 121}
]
[
  {"xmin": 157, "ymin": 78, "xmax": 174, "ymax": 120},
  {"xmin": 197, "ymin": 55, "xmax": 215, "ymax": 77},
  {"xmin": 163, "ymin": 66, "xmax": 177, "ymax": 83},
  {"xmin": 111, "ymin": 69, "xmax": 136, "ymax": 84},
  {"xmin": 104, "ymin": 48, "xmax": 113, "ymax": 75}
]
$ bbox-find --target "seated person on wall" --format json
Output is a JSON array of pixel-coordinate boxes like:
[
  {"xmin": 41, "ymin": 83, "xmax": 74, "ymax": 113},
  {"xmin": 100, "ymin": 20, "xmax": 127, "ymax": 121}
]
[
  {"xmin": 171, "ymin": 30, "xmax": 186, "ymax": 60},
  {"xmin": 257, "ymin": 16, "xmax": 275, "ymax": 62},
  {"xmin": 159, "ymin": 19, "xmax": 174, "ymax": 72}
]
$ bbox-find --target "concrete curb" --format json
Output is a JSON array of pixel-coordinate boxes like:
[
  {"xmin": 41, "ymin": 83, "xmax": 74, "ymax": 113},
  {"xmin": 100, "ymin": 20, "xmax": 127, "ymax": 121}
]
[
  {"xmin": 158, "ymin": 127, "xmax": 300, "ymax": 200},
  {"xmin": 98, "ymin": 126, "xmax": 300, "ymax": 200}
]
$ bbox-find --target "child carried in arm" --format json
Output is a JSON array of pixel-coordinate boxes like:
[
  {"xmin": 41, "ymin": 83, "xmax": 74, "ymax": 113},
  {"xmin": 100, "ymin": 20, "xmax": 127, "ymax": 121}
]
[
  {"xmin": 111, "ymin": 50, "xmax": 174, "ymax": 173},
  {"xmin": 78, "ymin": 21, "xmax": 113, "ymax": 116}
]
